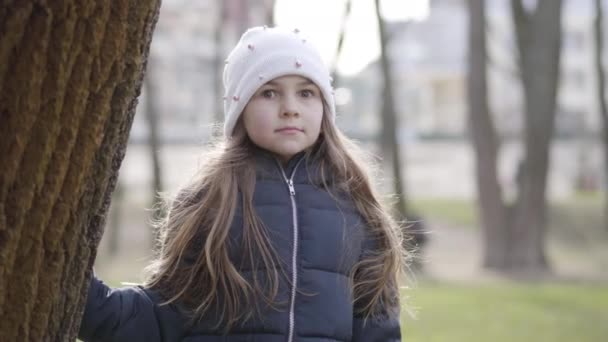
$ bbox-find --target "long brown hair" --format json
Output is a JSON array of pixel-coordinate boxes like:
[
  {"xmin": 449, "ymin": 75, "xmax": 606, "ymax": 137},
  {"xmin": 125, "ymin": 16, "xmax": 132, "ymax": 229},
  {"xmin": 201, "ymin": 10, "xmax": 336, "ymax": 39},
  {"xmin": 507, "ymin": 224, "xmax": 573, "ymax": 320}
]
[{"xmin": 144, "ymin": 109, "xmax": 408, "ymax": 330}]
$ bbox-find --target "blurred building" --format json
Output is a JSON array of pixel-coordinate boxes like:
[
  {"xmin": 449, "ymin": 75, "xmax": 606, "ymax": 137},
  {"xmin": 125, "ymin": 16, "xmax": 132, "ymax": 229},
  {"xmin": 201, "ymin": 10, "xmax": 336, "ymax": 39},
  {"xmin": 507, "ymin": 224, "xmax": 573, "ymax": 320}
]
[
  {"xmin": 343, "ymin": 0, "xmax": 606, "ymax": 140},
  {"xmin": 130, "ymin": 0, "xmax": 272, "ymax": 143},
  {"xmin": 128, "ymin": 0, "xmax": 607, "ymax": 143}
]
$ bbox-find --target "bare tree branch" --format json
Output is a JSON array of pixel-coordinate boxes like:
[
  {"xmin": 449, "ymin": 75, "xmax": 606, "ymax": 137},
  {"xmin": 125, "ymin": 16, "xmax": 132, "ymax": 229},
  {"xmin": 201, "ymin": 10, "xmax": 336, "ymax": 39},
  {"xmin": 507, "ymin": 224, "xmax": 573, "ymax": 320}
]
[{"xmin": 331, "ymin": 0, "xmax": 353, "ymax": 85}]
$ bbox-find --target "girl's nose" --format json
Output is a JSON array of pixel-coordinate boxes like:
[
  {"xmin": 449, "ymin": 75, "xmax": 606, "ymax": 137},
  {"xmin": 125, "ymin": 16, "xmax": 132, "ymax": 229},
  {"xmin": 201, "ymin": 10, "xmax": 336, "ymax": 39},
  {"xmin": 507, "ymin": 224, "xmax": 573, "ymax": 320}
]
[
  {"xmin": 281, "ymin": 96, "xmax": 300, "ymax": 117},
  {"xmin": 281, "ymin": 109, "xmax": 300, "ymax": 117}
]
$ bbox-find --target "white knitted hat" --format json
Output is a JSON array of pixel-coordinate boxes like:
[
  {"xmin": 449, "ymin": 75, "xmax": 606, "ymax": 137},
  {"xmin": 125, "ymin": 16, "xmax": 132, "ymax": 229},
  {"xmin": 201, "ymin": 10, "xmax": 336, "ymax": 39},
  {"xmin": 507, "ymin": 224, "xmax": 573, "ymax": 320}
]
[{"xmin": 222, "ymin": 26, "xmax": 335, "ymax": 136}]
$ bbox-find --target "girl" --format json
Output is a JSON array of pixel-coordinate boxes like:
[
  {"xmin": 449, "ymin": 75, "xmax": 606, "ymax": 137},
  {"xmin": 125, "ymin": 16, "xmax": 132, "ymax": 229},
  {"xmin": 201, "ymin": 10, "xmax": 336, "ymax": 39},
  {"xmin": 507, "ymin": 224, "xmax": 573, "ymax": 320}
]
[{"xmin": 79, "ymin": 26, "xmax": 407, "ymax": 342}]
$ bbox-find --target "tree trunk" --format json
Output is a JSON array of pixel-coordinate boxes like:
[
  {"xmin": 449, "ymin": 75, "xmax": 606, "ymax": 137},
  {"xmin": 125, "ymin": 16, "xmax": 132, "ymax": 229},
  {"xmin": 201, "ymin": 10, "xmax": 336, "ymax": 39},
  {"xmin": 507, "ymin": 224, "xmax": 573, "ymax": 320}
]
[
  {"xmin": 509, "ymin": 0, "xmax": 562, "ymax": 271},
  {"xmin": 213, "ymin": 0, "xmax": 227, "ymax": 124},
  {"xmin": 593, "ymin": 0, "xmax": 608, "ymax": 232},
  {"xmin": 374, "ymin": 0, "xmax": 408, "ymax": 219},
  {"xmin": 467, "ymin": 0, "xmax": 510, "ymax": 268},
  {"xmin": 0, "ymin": 1, "xmax": 160, "ymax": 341},
  {"xmin": 265, "ymin": 0, "xmax": 276, "ymax": 26},
  {"xmin": 331, "ymin": 0, "xmax": 353, "ymax": 86},
  {"xmin": 468, "ymin": 0, "xmax": 561, "ymax": 273},
  {"xmin": 144, "ymin": 63, "xmax": 164, "ymax": 249}
]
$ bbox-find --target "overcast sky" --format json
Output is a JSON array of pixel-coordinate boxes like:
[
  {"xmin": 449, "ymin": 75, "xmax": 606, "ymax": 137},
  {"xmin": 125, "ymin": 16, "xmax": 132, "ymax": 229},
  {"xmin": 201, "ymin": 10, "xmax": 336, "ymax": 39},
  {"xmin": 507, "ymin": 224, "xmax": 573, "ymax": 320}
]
[{"xmin": 274, "ymin": 0, "xmax": 430, "ymax": 75}]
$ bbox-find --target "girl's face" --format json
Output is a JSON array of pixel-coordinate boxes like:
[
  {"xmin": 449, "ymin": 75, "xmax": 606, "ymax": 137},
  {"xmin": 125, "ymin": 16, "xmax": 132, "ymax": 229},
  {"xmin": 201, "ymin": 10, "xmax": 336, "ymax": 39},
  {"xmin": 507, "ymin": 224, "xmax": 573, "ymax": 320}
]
[{"xmin": 242, "ymin": 75, "xmax": 324, "ymax": 164}]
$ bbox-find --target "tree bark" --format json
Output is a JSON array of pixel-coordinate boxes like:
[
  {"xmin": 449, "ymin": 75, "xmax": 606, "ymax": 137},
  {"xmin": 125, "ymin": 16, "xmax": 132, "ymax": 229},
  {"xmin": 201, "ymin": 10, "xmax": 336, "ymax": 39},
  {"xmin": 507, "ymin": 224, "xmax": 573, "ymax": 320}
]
[
  {"xmin": 509, "ymin": 0, "xmax": 562, "ymax": 271},
  {"xmin": 467, "ymin": 0, "xmax": 510, "ymax": 268},
  {"xmin": 593, "ymin": 0, "xmax": 608, "ymax": 232},
  {"xmin": 374, "ymin": 0, "xmax": 408, "ymax": 219},
  {"xmin": 0, "ymin": 1, "xmax": 160, "ymax": 340}
]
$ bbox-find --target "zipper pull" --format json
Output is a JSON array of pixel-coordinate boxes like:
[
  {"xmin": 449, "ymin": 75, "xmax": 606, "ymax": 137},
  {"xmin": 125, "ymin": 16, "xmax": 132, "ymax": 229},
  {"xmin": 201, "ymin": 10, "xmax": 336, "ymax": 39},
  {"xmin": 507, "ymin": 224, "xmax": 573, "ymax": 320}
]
[{"xmin": 287, "ymin": 179, "xmax": 295, "ymax": 196}]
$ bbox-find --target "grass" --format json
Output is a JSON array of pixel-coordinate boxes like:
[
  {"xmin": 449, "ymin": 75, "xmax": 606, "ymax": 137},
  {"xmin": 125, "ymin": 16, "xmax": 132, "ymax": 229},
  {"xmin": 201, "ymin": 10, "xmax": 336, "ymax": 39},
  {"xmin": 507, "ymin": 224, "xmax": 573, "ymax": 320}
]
[
  {"xmin": 411, "ymin": 193, "xmax": 608, "ymax": 237},
  {"xmin": 401, "ymin": 282, "xmax": 608, "ymax": 342},
  {"xmin": 411, "ymin": 198, "xmax": 478, "ymax": 228}
]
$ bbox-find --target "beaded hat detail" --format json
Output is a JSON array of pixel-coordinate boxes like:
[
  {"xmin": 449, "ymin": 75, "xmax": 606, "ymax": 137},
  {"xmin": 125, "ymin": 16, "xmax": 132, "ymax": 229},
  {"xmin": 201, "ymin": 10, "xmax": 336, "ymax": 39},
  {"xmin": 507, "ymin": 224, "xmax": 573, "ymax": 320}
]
[{"xmin": 222, "ymin": 26, "xmax": 335, "ymax": 136}]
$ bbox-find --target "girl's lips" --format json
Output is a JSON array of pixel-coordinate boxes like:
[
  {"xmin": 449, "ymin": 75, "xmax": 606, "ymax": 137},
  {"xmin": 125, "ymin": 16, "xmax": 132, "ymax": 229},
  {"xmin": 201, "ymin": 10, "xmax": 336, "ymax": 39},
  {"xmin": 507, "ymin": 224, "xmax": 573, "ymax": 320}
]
[{"xmin": 275, "ymin": 127, "xmax": 303, "ymax": 133}]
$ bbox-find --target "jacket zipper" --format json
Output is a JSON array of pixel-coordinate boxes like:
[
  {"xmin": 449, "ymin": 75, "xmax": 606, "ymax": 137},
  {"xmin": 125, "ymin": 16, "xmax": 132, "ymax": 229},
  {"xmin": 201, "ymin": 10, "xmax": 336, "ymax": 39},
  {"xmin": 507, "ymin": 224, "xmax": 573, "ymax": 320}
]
[{"xmin": 276, "ymin": 157, "xmax": 304, "ymax": 342}]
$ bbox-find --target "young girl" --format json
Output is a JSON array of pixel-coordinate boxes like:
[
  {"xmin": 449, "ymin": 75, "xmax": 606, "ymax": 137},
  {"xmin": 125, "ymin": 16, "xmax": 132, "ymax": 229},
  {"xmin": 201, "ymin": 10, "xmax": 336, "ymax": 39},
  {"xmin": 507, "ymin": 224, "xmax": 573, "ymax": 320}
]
[{"xmin": 79, "ymin": 26, "xmax": 407, "ymax": 342}]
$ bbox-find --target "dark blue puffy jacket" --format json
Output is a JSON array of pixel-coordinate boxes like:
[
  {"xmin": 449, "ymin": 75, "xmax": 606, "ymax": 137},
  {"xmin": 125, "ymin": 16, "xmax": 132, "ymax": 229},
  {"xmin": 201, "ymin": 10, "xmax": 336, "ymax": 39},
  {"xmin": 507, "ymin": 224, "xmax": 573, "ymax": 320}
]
[{"xmin": 79, "ymin": 151, "xmax": 402, "ymax": 342}]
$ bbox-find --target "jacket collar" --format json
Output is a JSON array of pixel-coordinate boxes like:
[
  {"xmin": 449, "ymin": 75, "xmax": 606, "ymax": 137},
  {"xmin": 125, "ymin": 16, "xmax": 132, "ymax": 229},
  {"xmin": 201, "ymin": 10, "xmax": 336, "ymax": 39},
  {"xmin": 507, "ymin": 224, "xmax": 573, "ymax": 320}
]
[{"xmin": 252, "ymin": 145, "xmax": 321, "ymax": 184}]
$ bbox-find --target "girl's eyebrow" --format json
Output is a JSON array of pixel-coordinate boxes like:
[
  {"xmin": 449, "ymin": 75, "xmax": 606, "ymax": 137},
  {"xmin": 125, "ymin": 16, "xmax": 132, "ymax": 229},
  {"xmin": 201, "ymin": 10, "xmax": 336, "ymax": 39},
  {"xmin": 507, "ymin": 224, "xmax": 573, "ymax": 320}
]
[
  {"xmin": 297, "ymin": 80, "xmax": 315, "ymax": 86},
  {"xmin": 265, "ymin": 80, "xmax": 315, "ymax": 87}
]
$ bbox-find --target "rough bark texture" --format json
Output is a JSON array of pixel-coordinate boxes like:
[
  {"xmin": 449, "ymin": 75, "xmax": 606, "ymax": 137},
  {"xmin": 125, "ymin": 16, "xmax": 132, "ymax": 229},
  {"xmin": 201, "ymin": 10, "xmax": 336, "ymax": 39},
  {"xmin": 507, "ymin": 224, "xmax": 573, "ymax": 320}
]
[{"xmin": 0, "ymin": 1, "xmax": 161, "ymax": 341}]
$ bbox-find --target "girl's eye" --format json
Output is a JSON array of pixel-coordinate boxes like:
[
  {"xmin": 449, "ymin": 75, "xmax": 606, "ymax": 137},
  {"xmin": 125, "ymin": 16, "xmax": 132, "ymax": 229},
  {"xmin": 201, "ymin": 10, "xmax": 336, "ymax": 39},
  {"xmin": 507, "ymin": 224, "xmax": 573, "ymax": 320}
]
[
  {"xmin": 261, "ymin": 89, "xmax": 276, "ymax": 98},
  {"xmin": 300, "ymin": 89, "xmax": 315, "ymax": 98}
]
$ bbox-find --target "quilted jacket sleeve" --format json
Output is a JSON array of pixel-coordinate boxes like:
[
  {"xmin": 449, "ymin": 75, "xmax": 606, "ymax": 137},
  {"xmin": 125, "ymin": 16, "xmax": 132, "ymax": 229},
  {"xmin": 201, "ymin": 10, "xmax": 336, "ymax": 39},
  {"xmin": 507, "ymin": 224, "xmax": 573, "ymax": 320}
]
[
  {"xmin": 78, "ymin": 276, "xmax": 163, "ymax": 342},
  {"xmin": 351, "ymin": 233, "xmax": 402, "ymax": 342},
  {"xmin": 352, "ymin": 312, "xmax": 402, "ymax": 342}
]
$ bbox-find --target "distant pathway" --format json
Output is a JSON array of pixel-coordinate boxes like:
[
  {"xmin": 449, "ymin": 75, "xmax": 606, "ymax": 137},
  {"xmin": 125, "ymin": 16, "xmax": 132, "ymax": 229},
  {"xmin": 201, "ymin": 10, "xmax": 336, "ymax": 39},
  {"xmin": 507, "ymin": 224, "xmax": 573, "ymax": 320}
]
[{"xmin": 418, "ymin": 219, "xmax": 608, "ymax": 284}]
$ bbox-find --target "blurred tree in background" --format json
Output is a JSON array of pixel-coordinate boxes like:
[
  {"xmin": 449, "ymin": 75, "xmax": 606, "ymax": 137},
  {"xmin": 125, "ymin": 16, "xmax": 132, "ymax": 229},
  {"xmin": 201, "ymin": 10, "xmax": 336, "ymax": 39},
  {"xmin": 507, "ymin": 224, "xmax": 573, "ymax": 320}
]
[
  {"xmin": 593, "ymin": 0, "xmax": 608, "ymax": 232},
  {"xmin": 143, "ymin": 59, "xmax": 165, "ymax": 249},
  {"xmin": 468, "ymin": 0, "xmax": 563, "ymax": 273},
  {"xmin": 375, "ymin": 0, "xmax": 409, "ymax": 220}
]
